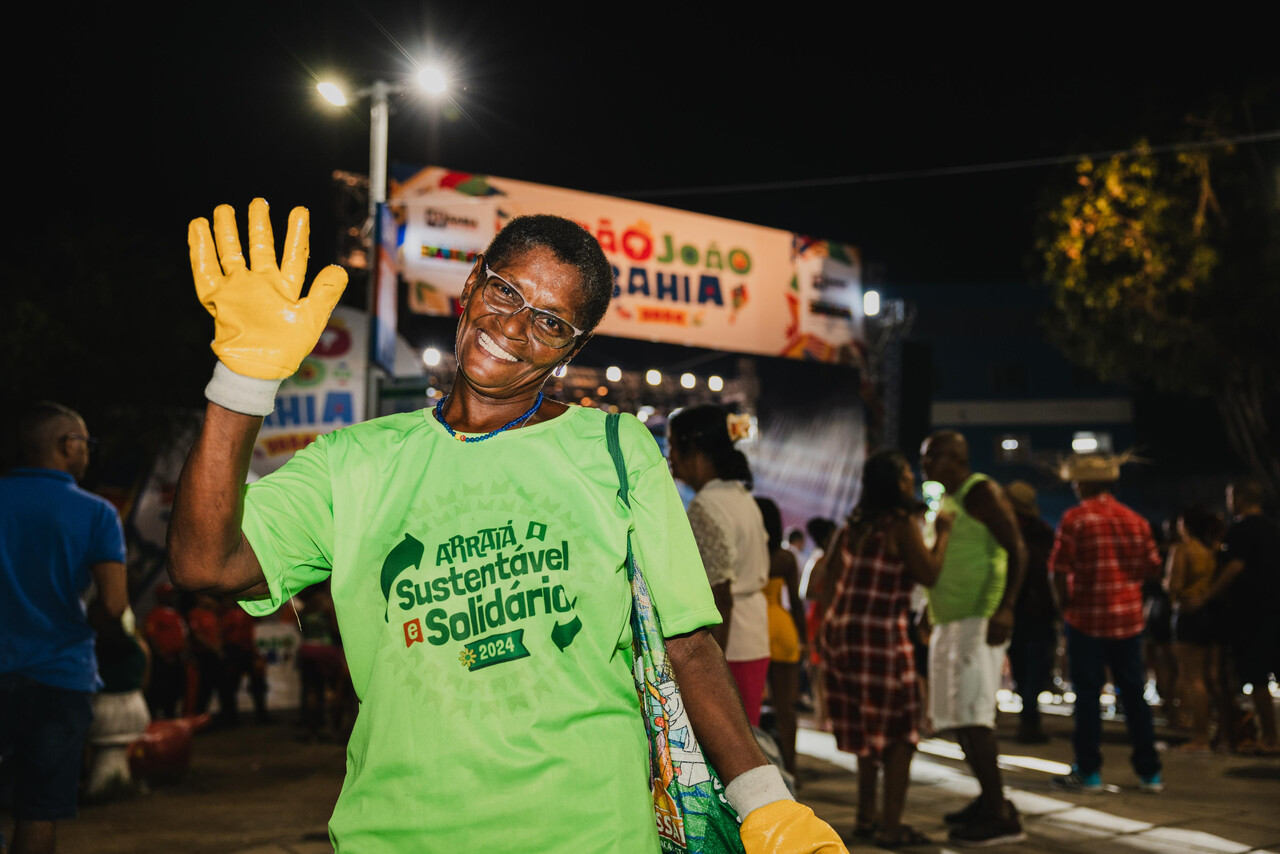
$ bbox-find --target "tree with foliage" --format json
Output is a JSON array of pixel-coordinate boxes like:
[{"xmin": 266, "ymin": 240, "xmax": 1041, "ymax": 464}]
[{"xmin": 1037, "ymin": 128, "xmax": 1280, "ymax": 504}]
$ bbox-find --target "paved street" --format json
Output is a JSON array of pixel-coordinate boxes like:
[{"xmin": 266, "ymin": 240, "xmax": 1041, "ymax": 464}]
[
  {"xmin": 796, "ymin": 706, "xmax": 1280, "ymax": 854},
  {"xmin": 5, "ymin": 704, "xmax": 1278, "ymax": 853}
]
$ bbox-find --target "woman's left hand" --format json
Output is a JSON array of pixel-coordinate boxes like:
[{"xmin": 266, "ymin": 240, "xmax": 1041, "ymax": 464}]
[{"xmin": 739, "ymin": 801, "xmax": 848, "ymax": 853}]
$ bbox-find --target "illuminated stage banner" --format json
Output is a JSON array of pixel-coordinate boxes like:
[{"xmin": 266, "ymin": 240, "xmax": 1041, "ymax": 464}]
[
  {"xmin": 253, "ymin": 305, "xmax": 366, "ymax": 477},
  {"xmin": 392, "ymin": 168, "xmax": 864, "ymax": 364}
]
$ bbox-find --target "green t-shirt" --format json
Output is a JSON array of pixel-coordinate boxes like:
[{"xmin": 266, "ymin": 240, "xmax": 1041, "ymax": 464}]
[
  {"xmin": 927, "ymin": 473, "xmax": 1008, "ymax": 624},
  {"xmin": 240, "ymin": 405, "xmax": 721, "ymax": 853}
]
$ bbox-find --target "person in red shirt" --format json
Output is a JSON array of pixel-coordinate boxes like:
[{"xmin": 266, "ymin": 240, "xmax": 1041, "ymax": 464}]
[
  {"xmin": 142, "ymin": 583, "xmax": 188, "ymax": 719},
  {"xmin": 185, "ymin": 595, "xmax": 224, "ymax": 719},
  {"xmin": 1048, "ymin": 454, "xmax": 1164, "ymax": 793},
  {"xmin": 218, "ymin": 602, "xmax": 269, "ymax": 725}
]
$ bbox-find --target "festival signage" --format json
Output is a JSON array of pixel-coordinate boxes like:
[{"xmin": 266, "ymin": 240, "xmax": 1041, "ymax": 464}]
[
  {"xmin": 252, "ymin": 305, "xmax": 366, "ymax": 477},
  {"xmin": 392, "ymin": 168, "xmax": 864, "ymax": 364},
  {"xmin": 371, "ymin": 202, "xmax": 399, "ymax": 375}
]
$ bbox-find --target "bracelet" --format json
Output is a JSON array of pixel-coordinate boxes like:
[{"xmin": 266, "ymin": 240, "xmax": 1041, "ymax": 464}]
[
  {"xmin": 205, "ymin": 362, "xmax": 282, "ymax": 416},
  {"xmin": 725, "ymin": 764, "xmax": 793, "ymax": 818}
]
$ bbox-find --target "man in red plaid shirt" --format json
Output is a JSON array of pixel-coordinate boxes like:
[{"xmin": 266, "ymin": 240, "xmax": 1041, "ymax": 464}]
[{"xmin": 1048, "ymin": 455, "xmax": 1163, "ymax": 793}]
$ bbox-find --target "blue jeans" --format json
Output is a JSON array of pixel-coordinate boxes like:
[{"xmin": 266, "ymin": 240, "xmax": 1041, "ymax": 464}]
[{"xmin": 1064, "ymin": 625, "xmax": 1161, "ymax": 779}]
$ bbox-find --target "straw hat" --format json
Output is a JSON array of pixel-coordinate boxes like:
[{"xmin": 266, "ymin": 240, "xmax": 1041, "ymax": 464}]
[
  {"xmin": 1005, "ymin": 481, "xmax": 1039, "ymax": 517},
  {"xmin": 1058, "ymin": 453, "xmax": 1123, "ymax": 484}
]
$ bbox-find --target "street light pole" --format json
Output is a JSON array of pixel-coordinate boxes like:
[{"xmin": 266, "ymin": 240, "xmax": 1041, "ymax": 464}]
[
  {"xmin": 368, "ymin": 79, "xmax": 390, "ymax": 221},
  {"xmin": 365, "ymin": 79, "xmax": 391, "ymax": 421},
  {"xmin": 318, "ymin": 68, "xmax": 447, "ymax": 422}
]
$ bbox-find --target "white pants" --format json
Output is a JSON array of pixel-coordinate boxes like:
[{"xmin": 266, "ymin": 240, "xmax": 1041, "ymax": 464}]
[{"xmin": 929, "ymin": 617, "xmax": 1008, "ymax": 731}]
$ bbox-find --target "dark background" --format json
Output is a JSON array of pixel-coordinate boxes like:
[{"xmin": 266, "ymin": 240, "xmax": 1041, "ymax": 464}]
[
  {"xmin": 25, "ymin": 6, "xmax": 1274, "ymax": 281},
  {"xmin": 10, "ymin": 5, "xmax": 1279, "ymax": 492}
]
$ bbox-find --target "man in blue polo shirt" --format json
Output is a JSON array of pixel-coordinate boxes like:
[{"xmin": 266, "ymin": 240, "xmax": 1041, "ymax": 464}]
[{"xmin": 1, "ymin": 401, "xmax": 128, "ymax": 854}]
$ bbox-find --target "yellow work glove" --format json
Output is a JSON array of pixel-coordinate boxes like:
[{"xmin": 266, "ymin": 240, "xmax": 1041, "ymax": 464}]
[
  {"xmin": 727, "ymin": 766, "xmax": 847, "ymax": 854},
  {"xmin": 739, "ymin": 801, "xmax": 848, "ymax": 854},
  {"xmin": 189, "ymin": 198, "xmax": 347, "ymax": 414}
]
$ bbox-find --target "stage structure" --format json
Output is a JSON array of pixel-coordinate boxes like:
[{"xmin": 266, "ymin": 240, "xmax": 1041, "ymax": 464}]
[{"xmin": 384, "ymin": 168, "xmax": 869, "ymax": 530}]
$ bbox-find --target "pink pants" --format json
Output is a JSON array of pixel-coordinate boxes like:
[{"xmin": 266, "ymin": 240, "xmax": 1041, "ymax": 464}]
[{"xmin": 728, "ymin": 657, "xmax": 771, "ymax": 727}]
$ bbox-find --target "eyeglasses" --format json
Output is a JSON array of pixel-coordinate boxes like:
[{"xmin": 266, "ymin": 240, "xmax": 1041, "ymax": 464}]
[
  {"xmin": 480, "ymin": 266, "xmax": 585, "ymax": 350},
  {"xmin": 63, "ymin": 433, "xmax": 100, "ymax": 450}
]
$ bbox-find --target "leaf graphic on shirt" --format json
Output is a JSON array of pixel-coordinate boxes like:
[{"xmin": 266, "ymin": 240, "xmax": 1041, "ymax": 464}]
[{"xmin": 380, "ymin": 533, "xmax": 425, "ymax": 621}]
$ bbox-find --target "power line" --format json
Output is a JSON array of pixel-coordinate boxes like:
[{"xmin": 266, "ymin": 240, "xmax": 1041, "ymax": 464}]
[{"xmin": 614, "ymin": 131, "xmax": 1280, "ymax": 200}]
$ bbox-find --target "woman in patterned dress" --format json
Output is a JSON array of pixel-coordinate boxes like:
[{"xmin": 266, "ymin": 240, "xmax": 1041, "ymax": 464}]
[{"xmin": 819, "ymin": 450, "xmax": 953, "ymax": 848}]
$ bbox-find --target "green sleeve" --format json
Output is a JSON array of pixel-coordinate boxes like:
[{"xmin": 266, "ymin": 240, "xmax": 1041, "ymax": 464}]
[
  {"xmin": 618, "ymin": 415, "xmax": 722, "ymax": 638},
  {"xmin": 238, "ymin": 436, "xmax": 336, "ymax": 616}
]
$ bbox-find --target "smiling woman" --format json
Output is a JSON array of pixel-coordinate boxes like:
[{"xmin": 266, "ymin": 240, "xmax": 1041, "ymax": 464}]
[
  {"xmin": 440, "ymin": 215, "xmax": 611, "ymax": 435},
  {"xmin": 165, "ymin": 202, "xmax": 847, "ymax": 853}
]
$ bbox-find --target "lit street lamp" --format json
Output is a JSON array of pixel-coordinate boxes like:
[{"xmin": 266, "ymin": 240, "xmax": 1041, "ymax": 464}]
[
  {"xmin": 316, "ymin": 67, "xmax": 448, "ymax": 420},
  {"xmin": 316, "ymin": 67, "xmax": 447, "ymax": 220}
]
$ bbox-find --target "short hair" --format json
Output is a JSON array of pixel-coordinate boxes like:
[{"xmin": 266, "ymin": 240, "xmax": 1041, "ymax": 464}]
[
  {"xmin": 806, "ymin": 517, "xmax": 837, "ymax": 550},
  {"xmin": 485, "ymin": 215, "xmax": 614, "ymax": 333},
  {"xmin": 1230, "ymin": 478, "xmax": 1266, "ymax": 509},
  {"xmin": 667, "ymin": 403, "xmax": 753, "ymax": 488},
  {"xmin": 755, "ymin": 496, "xmax": 784, "ymax": 552},
  {"xmin": 925, "ymin": 430, "xmax": 968, "ymax": 462},
  {"xmin": 17, "ymin": 401, "xmax": 82, "ymax": 465},
  {"xmin": 1179, "ymin": 505, "xmax": 1218, "ymax": 544}
]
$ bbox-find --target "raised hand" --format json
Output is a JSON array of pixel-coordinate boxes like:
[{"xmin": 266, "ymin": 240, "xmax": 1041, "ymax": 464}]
[{"xmin": 189, "ymin": 198, "xmax": 347, "ymax": 380}]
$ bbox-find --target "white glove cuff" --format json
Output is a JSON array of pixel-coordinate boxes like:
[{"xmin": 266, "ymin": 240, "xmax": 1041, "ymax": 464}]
[
  {"xmin": 205, "ymin": 362, "xmax": 282, "ymax": 416},
  {"xmin": 725, "ymin": 764, "xmax": 793, "ymax": 818}
]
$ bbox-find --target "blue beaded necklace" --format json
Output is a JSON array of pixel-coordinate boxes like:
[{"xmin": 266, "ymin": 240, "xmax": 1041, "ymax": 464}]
[{"xmin": 434, "ymin": 392, "xmax": 544, "ymax": 443}]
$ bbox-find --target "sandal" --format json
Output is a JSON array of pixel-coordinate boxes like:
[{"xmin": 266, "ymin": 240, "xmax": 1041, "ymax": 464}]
[
  {"xmin": 851, "ymin": 818, "xmax": 879, "ymax": 840},
  {"xmin": 874, "ymin": 824, "xmax": 932, "ymax": 848}
]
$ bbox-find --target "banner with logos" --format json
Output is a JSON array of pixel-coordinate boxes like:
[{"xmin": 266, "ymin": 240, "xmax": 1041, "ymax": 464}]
[
  {"xmin": 253, "ymin": 305, "xmax": 366, "ymax": 477},
  {"xmin": 391, "ymin": 168, "xmax": 864, "ymax": 364},
  {"xmin": 371, "ymin": 202, "xmax": 400, "ymax": 375}
]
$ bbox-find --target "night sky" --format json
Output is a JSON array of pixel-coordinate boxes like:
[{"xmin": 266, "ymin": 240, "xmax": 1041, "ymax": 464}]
[{"xmin": 28, "ymin": 6, "xmax": 1274, "ymax": 284}]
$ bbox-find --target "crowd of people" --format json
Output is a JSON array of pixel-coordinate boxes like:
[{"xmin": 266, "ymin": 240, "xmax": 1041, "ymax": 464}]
[
  {"xmin": 652, "ymin": 411, "xmax": 1277, "ymax": 848},
  {"xmin": 753, "ymin": 431, "xmax": 1278, "ymax": 849},
  {"xmin": 1156, "ymin": 480, "xmax": 1280, "ymax": 755},
  {"xmin": 4, "ymin": 200, "xmax": 1276, "ymax": 853},
  {"xmin": 141, "ymin": 585, "xmax": 272, "ymax": 730}
]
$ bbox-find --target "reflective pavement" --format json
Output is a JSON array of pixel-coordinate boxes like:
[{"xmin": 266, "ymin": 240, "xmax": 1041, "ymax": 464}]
[{"xmin": 4, "ymin": 702, "xmax": 1277, "ymax": 853}]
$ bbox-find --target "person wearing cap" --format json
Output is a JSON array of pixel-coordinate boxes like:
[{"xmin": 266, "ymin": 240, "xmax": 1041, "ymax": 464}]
[
  {"xmin": 1004, "ymin": 481, "xmax": 1059, "ymax": 744},
  {"xmin": 918, "ymin": 431, "xmax": 1027, "ymax": 847},
  {"xmin": 1048, "ymin": 454, "xmax": 1164, "ymax": 793}
]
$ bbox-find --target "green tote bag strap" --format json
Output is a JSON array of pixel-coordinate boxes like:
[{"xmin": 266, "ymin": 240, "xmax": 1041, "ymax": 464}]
[{"xmin": 605, "ymin": 412, "xmax": 745, "ymax": 854}]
